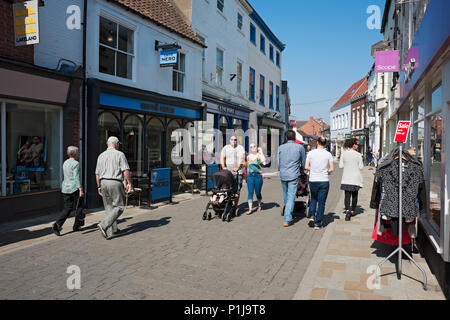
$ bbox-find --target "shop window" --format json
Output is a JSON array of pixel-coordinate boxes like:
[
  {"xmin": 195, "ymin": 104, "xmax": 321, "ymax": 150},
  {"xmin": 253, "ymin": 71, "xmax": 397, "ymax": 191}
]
[
  {"xmin": 166, "ymin": 119, "xmax": 183, "ymax": 170},
  {"xmin": 4, "ymin": 103, "xmax": 61, "ymax": 196},
  {"xmin": 237, "ymin": 61, "xmax": 242, "ymax": 94},
  {"xmin": 98, "ymin": 111, "xmax": 121, "ymax": 156},
  {"xmin": 216, "ymin": 48, "xmax": 224, "ymax": 87},
  {"xmin": 232, "ymin": 119, "xmax": 244, "ymax": 146},
  {"xmin": 432, "ymin": 85, "xmax": 442, "ymax": 112},
  {"xmin": 429, "ymin": 113, "xmax": 442, "ymax": 234},
  {"xmin": 173, "ymin": 52, "xmax": 185, "ymax": 93},
  {"xmin": 123, "ymin": 114, "xmax": 144, "ymax": 176},
  {"xmin": 99, "ymin": 16, "xmax": 134, "ymax": 80},
  {"xmin": 200, "ymin": 113, "xmax": 215, "ymax": 164},
  {"xmin": 249, "ymin": 67, "xmax": 255, "ymax": 101},
  {"xmin": 219, "ymin": 116, "xmax": 229, "ymax": 148},
  {"xmin": 147, "ymin": 117, "xmax": 164, "ymax": 171}
]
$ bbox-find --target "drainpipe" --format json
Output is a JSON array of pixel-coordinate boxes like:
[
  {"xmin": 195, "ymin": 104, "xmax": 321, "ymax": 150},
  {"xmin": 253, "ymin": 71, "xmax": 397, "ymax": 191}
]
[{"xmin": 81, "ymin": 0, "xmax": 87, "ymax": 206}]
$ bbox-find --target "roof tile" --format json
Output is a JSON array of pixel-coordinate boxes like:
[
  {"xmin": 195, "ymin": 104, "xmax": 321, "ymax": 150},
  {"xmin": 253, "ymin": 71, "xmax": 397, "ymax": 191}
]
[{"xmin": 330, "ymin": 77, "xmax": 366, "ymax": 110}]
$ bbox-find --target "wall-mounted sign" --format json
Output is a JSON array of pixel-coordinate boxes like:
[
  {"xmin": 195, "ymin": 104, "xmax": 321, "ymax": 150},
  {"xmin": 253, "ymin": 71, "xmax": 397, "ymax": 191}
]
[
  {"xmin": 375, "ymin": 50, "xmax": 399, "ymax": 73},
  {"xmin": 160, "ymin": 49, "xmax": 178, "ymax": 67},
  {"xmin": 394, "ymin": 121, "xmax": 411, "ymax": 143},
  {"xmin": 13, "ymin": 0, "xmax": 39, "ymax": 47}
]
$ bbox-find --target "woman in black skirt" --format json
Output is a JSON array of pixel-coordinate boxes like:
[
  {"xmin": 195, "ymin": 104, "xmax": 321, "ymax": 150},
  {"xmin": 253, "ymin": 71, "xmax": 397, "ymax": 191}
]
[{"xmin": 339, "ymin": 138, "xmax": 364, "ymax": 221}]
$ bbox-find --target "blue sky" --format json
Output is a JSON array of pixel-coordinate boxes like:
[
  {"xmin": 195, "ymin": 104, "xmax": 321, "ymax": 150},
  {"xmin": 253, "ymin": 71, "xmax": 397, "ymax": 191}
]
[{"xmin": 251, "ymin": 0, "xmax": 385, "ymax": 123}]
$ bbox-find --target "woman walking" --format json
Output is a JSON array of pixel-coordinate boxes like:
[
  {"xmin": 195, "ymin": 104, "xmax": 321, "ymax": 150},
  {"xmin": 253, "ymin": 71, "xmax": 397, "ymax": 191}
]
[
  {"xmin": 245, "ymin": 143, "xmax": 266, "ymax": 215},
  {"xmin": 340, "ymin": 138, "xmax": 364, "ymax": 221},
  {"xmin": 52, "ymin": 146, "xmax": 85, "ymax": 236}
]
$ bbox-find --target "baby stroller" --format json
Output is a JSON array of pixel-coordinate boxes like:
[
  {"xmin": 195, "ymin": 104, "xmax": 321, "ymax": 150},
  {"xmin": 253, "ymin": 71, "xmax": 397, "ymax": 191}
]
[
  {"xmin": 202, "ymin": 170, "xmax": 238, "ymax": 223},
  {"xmin": 296, "ymin": 168, "xmax": 310, "ymax": 208}
]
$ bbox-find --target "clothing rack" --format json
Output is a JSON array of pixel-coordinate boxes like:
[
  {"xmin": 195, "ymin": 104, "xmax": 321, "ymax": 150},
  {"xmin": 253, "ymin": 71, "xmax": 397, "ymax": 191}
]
[{"xmin": 376, "ymin": 143, "xmax": 427, "ymax": 290}]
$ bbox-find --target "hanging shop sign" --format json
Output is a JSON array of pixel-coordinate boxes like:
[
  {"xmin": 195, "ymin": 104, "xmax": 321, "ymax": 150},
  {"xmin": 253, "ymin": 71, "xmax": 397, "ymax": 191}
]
[
  {"xmin": 13, "ymin": 0, "xmax": 39, "ymax": 46},
  {"xmin": 160, "ymin": 49, "xmax": 178, "ymax": 68},
  {"xmin": 289, "ymin": 120, "xmax": 297, "ymax": 127},
  {"xmin": 394, "ymin": 121, "xmax": 411, "ymax": 143},
  {"xmin": 375, "ymin": 50, "xmax": 399, "ymax": 73}
]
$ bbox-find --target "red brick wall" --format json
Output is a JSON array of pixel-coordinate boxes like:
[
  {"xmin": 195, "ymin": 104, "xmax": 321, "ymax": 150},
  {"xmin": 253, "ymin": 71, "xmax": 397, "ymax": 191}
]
[
  {"xmin": 0, "ymin": 0, "xmax": 34, "ymax": 64},
  {"xmin": 299, "ymin": 117, "xmax": 329, "ymax": 137}
]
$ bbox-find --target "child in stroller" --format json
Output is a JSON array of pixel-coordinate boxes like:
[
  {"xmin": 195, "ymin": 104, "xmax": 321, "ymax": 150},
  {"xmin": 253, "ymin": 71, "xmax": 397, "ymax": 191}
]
[{"xmin": 202, "ymin": 170, "xmax": 238, "ymax": 222}]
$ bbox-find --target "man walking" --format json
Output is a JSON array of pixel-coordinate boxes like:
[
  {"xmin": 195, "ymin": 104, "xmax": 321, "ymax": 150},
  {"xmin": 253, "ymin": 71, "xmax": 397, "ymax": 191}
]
[
  {"xmin": 95, "ymin": 136, "xmax": 133, "ymax": 239},
  {"xmin": 220, "ymin": 135, "xmax": 245, "ymax": 210},
  {"xmin": 278, "ymin": 130, "xmax": 306, "ymax": 227},
  {"xmin": 305, "ymin": 137, "xmax": 334, "ymax": 229}
]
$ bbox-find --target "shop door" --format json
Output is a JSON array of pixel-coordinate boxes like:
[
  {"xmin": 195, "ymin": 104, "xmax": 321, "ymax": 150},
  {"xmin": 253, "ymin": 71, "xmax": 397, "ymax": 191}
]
[{"xmin": 147, "ymin": 130, "xmax": 163, "ymax": 171}]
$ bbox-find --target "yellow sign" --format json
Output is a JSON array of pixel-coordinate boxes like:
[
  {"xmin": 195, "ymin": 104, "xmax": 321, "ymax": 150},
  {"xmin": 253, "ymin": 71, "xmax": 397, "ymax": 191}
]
[{"xmin": 13, "ymin": 0, "xmax": 39, "ymax": 46}]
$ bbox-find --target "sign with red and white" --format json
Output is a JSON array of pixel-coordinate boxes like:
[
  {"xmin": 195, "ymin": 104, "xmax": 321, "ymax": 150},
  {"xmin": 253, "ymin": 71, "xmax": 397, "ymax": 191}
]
[
  {"xmin": 394, "ymin": 121, "xmax": 411, "ymax": 143},
  {"xmin": 289, "ymin": 120, "xmax": 297, "ymax": 127}
]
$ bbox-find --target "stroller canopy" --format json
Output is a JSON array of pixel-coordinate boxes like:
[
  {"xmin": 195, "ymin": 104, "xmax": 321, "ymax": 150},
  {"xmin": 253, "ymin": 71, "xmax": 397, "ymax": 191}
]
[{"xmin": 212, "ymin": 170, "xmax": 236, "ymax": 191}]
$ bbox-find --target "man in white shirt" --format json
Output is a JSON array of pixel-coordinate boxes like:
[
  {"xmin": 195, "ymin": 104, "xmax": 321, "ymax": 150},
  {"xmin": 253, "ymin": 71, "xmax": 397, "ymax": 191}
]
[
  {"xmin": 305, "ymin": 137, "xmax": 334, "ymax": 229},
  {"xmin": 220, "ymin": 135, "xmax": 245, "ymax": 209}
]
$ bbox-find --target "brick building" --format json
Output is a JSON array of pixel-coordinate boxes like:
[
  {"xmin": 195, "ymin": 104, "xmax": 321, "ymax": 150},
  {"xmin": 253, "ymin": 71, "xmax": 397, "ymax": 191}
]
[{"xmin": 297, "ymin": 116, "xmax": 330, "ymax": 145}]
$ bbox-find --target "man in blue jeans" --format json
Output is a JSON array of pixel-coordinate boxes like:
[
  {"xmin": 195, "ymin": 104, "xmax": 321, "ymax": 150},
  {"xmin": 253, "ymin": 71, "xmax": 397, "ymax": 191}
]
[
  {"xmin": 278, "ymin": 130, "xmax": 306, "ymax": 227},
  {"xmin": 305, "ymin": 137, "xmax": 334, "ymax": 229}
]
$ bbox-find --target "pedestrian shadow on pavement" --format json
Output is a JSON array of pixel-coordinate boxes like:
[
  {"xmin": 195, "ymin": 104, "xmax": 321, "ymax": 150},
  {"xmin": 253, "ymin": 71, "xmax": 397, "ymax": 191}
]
[
  {"xmin": 110, "ymin": 217, "xmax": 172, "ymax": 239},
  {"xmin": 322, "ymin": 212, "xmax": 340, "ymax": 227},
  {"xmin": 0, "ymin": 227, "xmax": 54, "ymax": 247}
]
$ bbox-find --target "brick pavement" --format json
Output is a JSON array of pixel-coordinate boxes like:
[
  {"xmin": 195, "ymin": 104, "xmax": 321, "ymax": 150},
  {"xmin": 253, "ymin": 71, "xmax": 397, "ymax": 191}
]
[
  {"xmin": 294, "ymin": 166, "xmax": 446, "ymax": 300},
  {"xmin": 0, "ymin": 172, "xmax": 342, "ymax": 300}
]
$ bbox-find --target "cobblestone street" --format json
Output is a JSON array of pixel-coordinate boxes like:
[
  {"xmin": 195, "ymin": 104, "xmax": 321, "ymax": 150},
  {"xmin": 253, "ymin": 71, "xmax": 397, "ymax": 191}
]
[{"xmin": 0, "ymin": 171, "xmax": 342, "ymax": 300}]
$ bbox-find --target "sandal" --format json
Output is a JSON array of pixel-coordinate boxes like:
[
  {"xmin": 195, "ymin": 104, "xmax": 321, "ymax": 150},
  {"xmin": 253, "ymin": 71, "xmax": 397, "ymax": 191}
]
[
  {"xmin": 257, "ymin": 205, "xmax": 262, "ymax": 213},
  {"xmin": 246, "ymin": 208, "xmax": 254, "ymax": 215}
]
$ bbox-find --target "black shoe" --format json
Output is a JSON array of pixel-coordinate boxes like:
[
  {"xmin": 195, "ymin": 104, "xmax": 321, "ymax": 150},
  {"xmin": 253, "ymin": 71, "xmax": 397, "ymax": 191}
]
[
  {"xmin": 52, "ymin": 223, "xmax": 61, "ymax": 236},
  {"xmin": 345, "ymin": 211, "xmax": 352, "ymax": 221},
  {"xmin": 307, "ymin": 218, "xmax": 315, "ymax": 228},
  {"xmin": 72, "ymin": 220, "xmax": 85, "ymax": 232}
]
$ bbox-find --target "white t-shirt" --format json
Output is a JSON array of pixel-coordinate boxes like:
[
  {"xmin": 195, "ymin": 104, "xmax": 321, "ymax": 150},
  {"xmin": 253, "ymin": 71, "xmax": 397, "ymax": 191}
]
[
  {"xmin": 221, "ymin": 144, "xmax": 245, "ymax": 174},
  {"xmin": 306, "ymin": 149, "xmax": 333, "ymax": 182}
]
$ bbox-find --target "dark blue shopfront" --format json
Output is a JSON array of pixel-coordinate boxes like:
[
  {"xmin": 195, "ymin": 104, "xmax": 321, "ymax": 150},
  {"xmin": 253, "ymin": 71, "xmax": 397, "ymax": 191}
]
[
  {"xmin": 86, "ymin": 79, "xmax": 205, "ymax": 208},
  {"xmin": 203, "ymin": 95, "xmax": 251, "ymax": 151}
]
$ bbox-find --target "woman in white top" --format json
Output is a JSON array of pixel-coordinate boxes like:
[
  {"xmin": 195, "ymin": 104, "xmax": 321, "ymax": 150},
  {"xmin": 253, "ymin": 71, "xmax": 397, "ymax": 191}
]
[{"xmin": 339, "ymin": 138, "xmax": 364, "ymax": 221}]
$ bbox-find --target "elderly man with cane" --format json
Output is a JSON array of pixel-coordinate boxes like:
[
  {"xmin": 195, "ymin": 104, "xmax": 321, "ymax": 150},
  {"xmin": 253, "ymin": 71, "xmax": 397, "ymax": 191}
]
[{"xmin": 96, "ymin": 136, "xmax": 133, "ymax": 239}]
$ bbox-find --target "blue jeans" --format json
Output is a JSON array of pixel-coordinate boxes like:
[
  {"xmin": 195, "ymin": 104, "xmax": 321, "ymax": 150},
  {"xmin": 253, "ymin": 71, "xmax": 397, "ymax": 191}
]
[
  {"xmin": 247, "ymin": 173, "xmax": 263, "ymax": 204},
  {"xmin": 281, "ymin": 179, "xmax": 298, "ymax": 224},
  {"xmin": 308, "ymin": 181, "xmax": 330, "ymax": 227}
]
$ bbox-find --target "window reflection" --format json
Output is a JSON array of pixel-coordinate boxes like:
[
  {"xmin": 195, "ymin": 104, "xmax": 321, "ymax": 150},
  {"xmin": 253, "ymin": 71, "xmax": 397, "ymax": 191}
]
[
  {"xmin": 123, "ymin": 114, "xmax": 144, "ymax": 176},
  {"xmin": 147, "ymin": 118, "xmax": 163, "ymax": 171},
  {"xmin": 429, "ymin": 113, "xmax": 442, "ymax": 234},
  {"xmin": 98, "ymin": 111, "xmax": 120, "ymax": 155}
]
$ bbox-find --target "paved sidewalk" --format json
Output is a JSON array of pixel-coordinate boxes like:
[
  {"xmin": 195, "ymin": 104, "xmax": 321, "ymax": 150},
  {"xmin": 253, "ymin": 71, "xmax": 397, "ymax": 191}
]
[{"xmin": 294, "ymin": 166, "xmax": 445, "ymax": 300}]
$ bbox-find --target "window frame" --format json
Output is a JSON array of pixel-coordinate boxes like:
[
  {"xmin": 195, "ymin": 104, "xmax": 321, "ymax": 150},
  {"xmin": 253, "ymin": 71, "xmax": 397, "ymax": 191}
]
[
  {"xmin": 250, "ymin": 23, "xmax": 256, "ymax": 45},
  {"xmin": 249, "ymin": 67, "xmax": 255, "ymax": 102},
  {"xmin": 276, "ymin": 85, "xmax": 280, "ymax": 111},
  {"xmin": 269, "ymin": 81, "xmax": 274, "ymax": 109},
  {"xmin": 237, "ymin": 60, "xmax": 243, "ymax": 94},
  {"xmin": 172, "ymin": 52, "xmax": 186, "ymax": 92},
  {"xmin": 237, "ymin": 12, "xmax": 243, "ymax": 30},
  {"xmin": 259, "ymin": 74, "xmax": 265, "ymax": 106},
  {"xmin": 276, "ymin": 51, "xmax": 280, "ymax": 67},
  {"xmin": 216, "ymin": 47, "xmax": 224, "ymax": 87},
  {"xmin": 260, "ymin": 34, "xmax": 266, "ymax": 54},
  {"xmin": 269, "ymin": 44, "xmax": 274, "ymax": 62},
  {"xmin": 98, "ymin": 15, "xmax": 135, "ymax": 80},
  {"xmin": 217, "ymin": 0, "xmax": 224, "ymax": 12}
]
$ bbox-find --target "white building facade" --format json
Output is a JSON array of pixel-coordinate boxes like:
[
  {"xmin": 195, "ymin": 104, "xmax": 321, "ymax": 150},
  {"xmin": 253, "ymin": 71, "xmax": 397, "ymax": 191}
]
[{"xmin": 330, "ymin": 104, "xmax": 351, "ymax": 158}]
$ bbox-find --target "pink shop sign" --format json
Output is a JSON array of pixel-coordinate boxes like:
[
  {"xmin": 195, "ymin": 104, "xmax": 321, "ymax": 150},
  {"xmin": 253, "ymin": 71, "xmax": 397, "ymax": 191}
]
[{"xmin": 375, "ymin": 50, "xmax": 399, "ymax": 73}]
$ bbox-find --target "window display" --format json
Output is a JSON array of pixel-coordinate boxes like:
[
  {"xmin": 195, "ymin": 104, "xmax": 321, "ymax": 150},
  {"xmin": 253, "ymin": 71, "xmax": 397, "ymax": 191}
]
[
  {"xmin": 147, "ymin": 117, "xmax": 164, "ymax": 171},
  {"xmin": 123, "ymin": 114, "xmax": 144, "ymax": 176},
  {"xmin": 4, "ymin": 103, "xmax": 61, "ymax": 195},
  {"xmin": 429, "ymin": 113, "xmax": 442, "ymax": 234}
]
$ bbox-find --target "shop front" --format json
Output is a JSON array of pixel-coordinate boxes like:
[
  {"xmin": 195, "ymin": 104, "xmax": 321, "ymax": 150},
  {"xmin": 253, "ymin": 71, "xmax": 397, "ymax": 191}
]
[
  {"xmin": 0, "ymin": 58, "xmax": 82, "ymax": 222},
  {"xmin": 395, "ymin": 0, "xmax": 450, "ymax": 298},
  {"xmin": 86, "ymin": 79, "xmax": 205, "ymax": 209},
  {"xmin": 202, "ymin": 94, "xmax": 251, "ymax": 152},
  {"xmin": 257, "ymin": 115, "xmax": 285, "ymax": 159}
]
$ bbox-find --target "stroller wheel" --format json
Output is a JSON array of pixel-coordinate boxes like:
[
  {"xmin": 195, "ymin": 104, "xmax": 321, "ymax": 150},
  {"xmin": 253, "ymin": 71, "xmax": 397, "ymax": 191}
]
[
  {"xmin": 227, "ymin": 213, "xmax": 232, "ymax": 222},
  {"xmin": 222, "ymin": 212, "xmax": 227, "ymax": 221},
  {"xmin": 202, "ymin": 212, "xmax": 207, "ymax": 221}
]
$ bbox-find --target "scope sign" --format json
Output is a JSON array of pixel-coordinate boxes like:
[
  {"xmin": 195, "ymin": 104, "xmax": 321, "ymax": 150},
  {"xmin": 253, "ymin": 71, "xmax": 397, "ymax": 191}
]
[{"xmin": 394, "ymin": 121, "xmax": 411, "ymax": 143}]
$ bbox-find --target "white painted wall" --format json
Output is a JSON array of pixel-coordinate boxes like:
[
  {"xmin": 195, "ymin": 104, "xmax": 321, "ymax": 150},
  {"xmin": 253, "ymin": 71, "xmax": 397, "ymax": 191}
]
[
  {"xmin": 85, "ymin": 0, "xmax": 203, "ymax": 102},
  {"xmin": 34, "ymin": 0, "xmax": 84, "ymax": 70},
  {"xmin": 330, "ymin": 104, "xmax": 351, "ymax": 140},
  {"xmin": 190, "ymin": 0, "xmax": 250, "ymax": 108}
]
